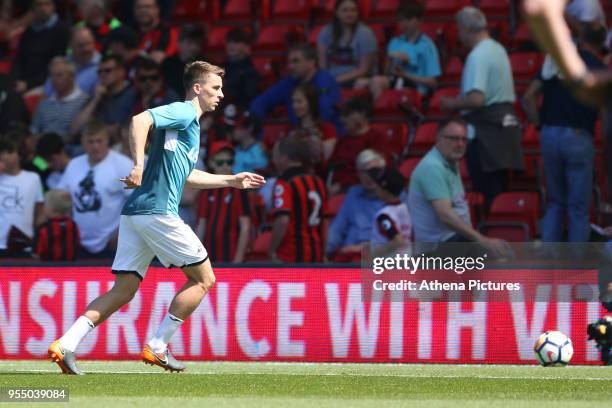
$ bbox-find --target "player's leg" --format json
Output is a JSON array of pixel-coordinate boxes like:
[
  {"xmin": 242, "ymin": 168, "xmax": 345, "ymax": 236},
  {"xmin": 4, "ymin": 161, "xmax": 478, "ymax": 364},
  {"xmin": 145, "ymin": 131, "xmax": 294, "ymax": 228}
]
[
  {"xmin": 138, "ymin": 215, "xmax": 210, "ymax": 372},
  {"xmin": 49, "ymin": 215, "xmax": 153, "ymax": 374}
]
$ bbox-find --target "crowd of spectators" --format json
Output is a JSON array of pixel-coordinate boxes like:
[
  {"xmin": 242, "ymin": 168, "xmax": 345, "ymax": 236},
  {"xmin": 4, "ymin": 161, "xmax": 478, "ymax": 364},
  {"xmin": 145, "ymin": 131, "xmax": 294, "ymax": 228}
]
[{"xmin": 0, "ymin": 0, "xmax": 610, "ymax": 263}]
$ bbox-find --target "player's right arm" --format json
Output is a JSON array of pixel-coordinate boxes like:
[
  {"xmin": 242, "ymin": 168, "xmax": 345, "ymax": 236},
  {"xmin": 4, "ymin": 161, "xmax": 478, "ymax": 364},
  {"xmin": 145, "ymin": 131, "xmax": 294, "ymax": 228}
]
[{"xmin": 120, "ymin": 111, "xmax": 153, "ymax": 189}]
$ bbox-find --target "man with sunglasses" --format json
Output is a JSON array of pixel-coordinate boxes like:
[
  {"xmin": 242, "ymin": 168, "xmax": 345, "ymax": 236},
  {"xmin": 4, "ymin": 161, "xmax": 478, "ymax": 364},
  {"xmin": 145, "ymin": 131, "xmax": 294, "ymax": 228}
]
[
  {"xmin": 49, "ymin": 61, "xmax": 265, "ymax": 374},
  {"xmin": 131, "ymin": 58, "xmax": 179, "ymax": 114},
  {"xmin": 71, "ymin": 54, "xmax": 135, "ymax": 135},
  {"xmin": 407, "ymin": 118, "xmax": 508, "ymax": 256}
]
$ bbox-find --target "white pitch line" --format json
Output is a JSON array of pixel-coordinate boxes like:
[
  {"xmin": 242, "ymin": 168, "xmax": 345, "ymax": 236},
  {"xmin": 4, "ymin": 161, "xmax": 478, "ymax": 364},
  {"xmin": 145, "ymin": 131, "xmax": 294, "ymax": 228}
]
[{"xmin": 4, "ymin": 369, "xmax": 612, "ymax": 381}]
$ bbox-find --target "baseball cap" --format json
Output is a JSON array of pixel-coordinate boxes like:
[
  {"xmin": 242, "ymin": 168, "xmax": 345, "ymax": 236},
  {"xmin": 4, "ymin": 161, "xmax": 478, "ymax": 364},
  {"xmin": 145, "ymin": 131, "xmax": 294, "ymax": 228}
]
[
  {"xmin": 368, "ymin": 167, "xmax": 406, "ymax": 197},
  {"xmin": 209, "ymin": 141, "xmax": 235, "ymax": 158}
]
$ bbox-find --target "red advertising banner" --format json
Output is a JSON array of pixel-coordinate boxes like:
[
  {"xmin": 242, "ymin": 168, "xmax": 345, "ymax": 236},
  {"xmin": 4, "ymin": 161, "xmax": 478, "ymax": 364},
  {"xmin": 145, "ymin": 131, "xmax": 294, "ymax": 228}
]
[{"xmin": 0, "ymin": 267, "xmax": 606, "ymax": 364}]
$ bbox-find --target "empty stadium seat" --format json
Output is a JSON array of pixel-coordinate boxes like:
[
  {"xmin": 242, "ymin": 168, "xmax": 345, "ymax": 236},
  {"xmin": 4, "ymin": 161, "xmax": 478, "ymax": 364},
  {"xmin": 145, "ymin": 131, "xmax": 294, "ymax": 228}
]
[
  {"xmin": 474, "ymin": 0, "xmax": 511, "ymax": 17},
  {"xmin": 370, "ymin": 123, "xmax": 409, "ymax": 158},
  {"xmin": 262, "ymin": 123, "xmax": 290, "ymax": 149},
  {"xmin": 24, "ymin": 92, "xmax": 44, "ymax": 116},
  {"xmin": 478, "ymin": 221, "xmax": 530, "ymax": 242},
  {"xmin": 173, "ymin": 0, "xmax": 210, "ymax": 23},
  {"xmin": 399, "ymin": 157, "xmax": 421, "ymax": 179},
  {"xmin": 421, "ymin": 22, "xmax": 457, "ymax": 51},
  {"xmin": 486, "ymin": 191, "xmax": 540, "ymax": 238},
  {"xmin": 308, "ymin": 24, "xmax": 325, "ymax": 44},
  {"xmin": 409, "ymin": 122, "xmax": 438, "ymax": 155},
  {"xmin": 369, "ymin": 24, "xmax": 388, "ymax": 49},
  {"xmin": 221, "ymin": 0, "xmax": 253, "ymax": 23},
  {"xmin": 326, "ymin": 193, "xmax": 346, "ymax": 219},
  {"xmin": 426, "ymin": 87, "xmax": 460, "ymax": 117},
  {"xmin": 424, "ymin": 0, "xmax": 469, "ymax": 18},
  {"xmin": 267, "ymin": 0, "xmax": 312, "ymax": 22},
  {"xmin": 466, "ymin": 191, "xmax": 485, "ymax": 227},
  {"xmin": 340, "ymin": 88, "xmax": 369, "ymax": 102},
  {"xmin": 373, "ymin": 89, "xmax": 417, "ymax": 118},
  {"xmin": 252, "ymin": 56, "xmax": 281, "ymax": 87},
  {"xmin": 368, "ymin": 0, "xmax": 398, "ymax": 20},
  {"xmin": 254, "ymin": 24, "xmax": 305, "ymax": 53},
  {"xmin": 207, "ymin": 26, "xmax": 234, "ymax": 53},
  {"xmin": 510, "ymin": 52, "xmax": 544, "ymax": 82}
]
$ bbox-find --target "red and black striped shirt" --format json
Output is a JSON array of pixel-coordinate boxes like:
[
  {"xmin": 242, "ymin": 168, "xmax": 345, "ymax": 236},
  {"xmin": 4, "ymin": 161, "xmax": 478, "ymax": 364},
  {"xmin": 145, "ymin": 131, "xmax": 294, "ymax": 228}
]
[
  {"xmin": 197, "ymin": 188, "xmax": 253, "ymax": 262},
  {"xmin": 35, "ymin": 217, "xmax": 80, "ymax": 261},
  {"xmin": 272, "ymin": 166, "xmax": 328, "ymax": 263},
  {"xmin": 139, "ymin": 23, "xmax": 178, "ymax": 56}
]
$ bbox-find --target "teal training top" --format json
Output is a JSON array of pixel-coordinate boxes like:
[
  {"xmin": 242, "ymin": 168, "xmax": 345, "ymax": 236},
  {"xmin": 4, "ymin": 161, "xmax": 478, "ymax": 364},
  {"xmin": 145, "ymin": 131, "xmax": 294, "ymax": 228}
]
[{"xmin": 122, "ymin": 101, "xmax": 200, "ymax": 216}]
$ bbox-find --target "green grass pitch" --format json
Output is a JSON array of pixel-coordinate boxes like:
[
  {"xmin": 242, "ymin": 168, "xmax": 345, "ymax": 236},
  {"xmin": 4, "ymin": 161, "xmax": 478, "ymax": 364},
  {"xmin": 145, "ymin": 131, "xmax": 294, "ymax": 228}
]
[{"xmin": 0, "ymin": 360, "xmax": 610, "ymax": 407}]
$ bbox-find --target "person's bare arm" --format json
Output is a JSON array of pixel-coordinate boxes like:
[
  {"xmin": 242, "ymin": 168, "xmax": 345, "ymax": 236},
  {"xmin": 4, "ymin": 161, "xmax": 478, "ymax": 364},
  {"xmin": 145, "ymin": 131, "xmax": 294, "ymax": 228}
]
[
  {"xmin": 233, "ymin": 216, "xmax": 251, "ymax": 263},
  {"xmin": 523, "ymin": 79, "xmax": 543, "ymax": 126},
  {"xmin": 120, "ymin": 111, "xmax": 153, "ymax": 188},
  {"xmin": 184, "ymin": 170, "xmax": 265, "ymax": 190},
  {"xmin": 34, "ymin": 203, "xmax": 45, "ymax": 228},
  {"xmin": 269, "ymin": 214, "xmax": 289, "ymax": 262},
  {"xmin": 440, "ymin": 91, "xmax": 485, "ymax": 112},
  {"xmin": 335, "ymin": 53, "xmax": 377, "ymax": 85},
  {"xmin": 70, "ymin": 85, "xmax": 107, "ymax": 135},
  {"xmin": 431, "ymin": 199, "xmax": 509, "ymax": 256}
]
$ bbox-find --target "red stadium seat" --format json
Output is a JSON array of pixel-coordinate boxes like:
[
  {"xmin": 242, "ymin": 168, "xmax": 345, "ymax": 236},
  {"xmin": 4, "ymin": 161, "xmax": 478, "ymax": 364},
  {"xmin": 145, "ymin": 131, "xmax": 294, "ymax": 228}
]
[
  {"xmin": 247, "ymin": 231, "xmax": 272, "ymax": 261},
  {"xmin": 254, "ymin": 24, "xmax": 305, "ymax": 53},
  {"xmin": 24, "ymin": 92, "xmax": 44, "ymax": 116},
  {"xmin": 478, "ymin": 221, "xmax": 531, "ymax": 242},
  {"xmin": 326, "ymin": 193, "xmax": 346, "ymax": 219},
  {"xmin": 409, "ymin": 122, "xmax": 438, "ymax": 155},
  {"xmin": 262, "ymin": 123, "xmax": 290, "ymax": 150},
  {"xmin": 308, "ymin": 24, "xmax": 325, "ymax": 44},
  {"xmin": 368, "ymin": 0, "xmax": 398, "ymax": 20},
  {"xmin": 466, "ymin": 191, "xmax": 485, "ymax": 226},
  {"xmin": 474, "ymin": 0, "xmax": 511, "ymax": 17},
  {"xmin": 594, "ymin": 120, "xmax": 603, "ymax": 151},
  {"xmin": 267, "ymin": 0, "xmax": 312, "ymax": 22},
  {"xmin": 369, "ymin": 24, "xmax": 388, "ymax": 49},
  {"xmin": 0, "ymin": 60, "xmax": 11, "ymax": 74},
  {"xmin": 441, "ymin": 56, "xmax": 463, "ymax": 84},
  {"xmin": 510, "ymin": 52, "xmax": 544, "ymax": 82},
  {"xmin": 222, "ymin": 0, "xmax": 253, "ymax": 23},
  {"xmin": 486, "ymin": 191, "xmax": 541, "ymax": 238},
  {"xmin": 252, "ymin": 56, "xmax": 281, "ymax": 87},
  {"xmin": 370, "ymin": 123, "xmax": 409, "ymax": 159},
  {"xmin": 427, "ymin": 87, "xmax": 460, "ymax": 117},
  {"xmin": 207, "ymin": 26, "xmax": 234, "ymax": 53},
  {"xmin": 421, "ymin": 22, "xmax": 457, "ymax": 51},
  {"xmin": 340, "ymin": 88, "xmax": 369, "ymax": 102},
  {"xmin": 522, "ymin": 125, "xmax": 540, "ymax": 154},
  {"xmin": 173, "ymin": 0, "xmax": 210, "ymax": 23},
  {"xmin": 373, "ymin": 89, "xmax": 417, "ymax": 118},
  {"xmin": 399, "ymin": 157, "xmax": 421, "ymax": 179},
  {"xmin": 460, "ymin": 159, "xmax": 471, "ymax": 190},
  {"xmin": 424, "ymin": 0, "xmax": 469, "ymax": 19}
]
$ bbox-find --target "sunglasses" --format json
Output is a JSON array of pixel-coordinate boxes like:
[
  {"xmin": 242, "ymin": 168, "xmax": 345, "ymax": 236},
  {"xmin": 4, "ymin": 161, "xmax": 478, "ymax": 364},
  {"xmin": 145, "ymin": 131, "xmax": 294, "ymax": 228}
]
[
  {"xmin": 138, "ymin": 74, "xmax": 161, "ymax": 82},
  {"xmin": 214, "ymin": 159, "xmax": 234, "ymax": 166}
]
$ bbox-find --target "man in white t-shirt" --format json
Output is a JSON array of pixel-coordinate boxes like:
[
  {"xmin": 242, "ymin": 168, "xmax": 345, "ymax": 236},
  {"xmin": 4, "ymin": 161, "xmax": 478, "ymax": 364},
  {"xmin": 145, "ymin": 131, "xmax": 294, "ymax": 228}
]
[
  {"xmin": 58, "ymin": 121, "xmax": 133, "ymax": 257},
  {"xmin": 0, "ymin": 135, "xmax": 45, "ymax": 256}
]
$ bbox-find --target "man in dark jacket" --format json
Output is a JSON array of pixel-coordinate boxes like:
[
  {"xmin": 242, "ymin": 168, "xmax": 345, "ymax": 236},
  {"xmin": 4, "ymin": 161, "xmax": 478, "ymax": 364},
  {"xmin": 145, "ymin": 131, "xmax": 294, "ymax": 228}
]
[{"xmin": 223, "ymin": 28, "xmax": 260, "ymax": 110}]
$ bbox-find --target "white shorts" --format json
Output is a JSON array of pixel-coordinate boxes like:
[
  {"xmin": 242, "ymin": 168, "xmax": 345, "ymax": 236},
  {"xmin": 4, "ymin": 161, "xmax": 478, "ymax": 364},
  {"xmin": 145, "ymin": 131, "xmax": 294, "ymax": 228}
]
[{"xmin": 111, "ymin": 214, "xmax": 208, "ymax": 279}]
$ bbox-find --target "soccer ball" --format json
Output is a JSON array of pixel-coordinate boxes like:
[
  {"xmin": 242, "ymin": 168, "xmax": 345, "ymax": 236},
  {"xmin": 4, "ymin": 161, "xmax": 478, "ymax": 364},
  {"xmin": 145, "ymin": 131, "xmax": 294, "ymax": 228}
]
[{"xmin": 533, "ymin": 331, "xmax": 574, "ymax": 366}]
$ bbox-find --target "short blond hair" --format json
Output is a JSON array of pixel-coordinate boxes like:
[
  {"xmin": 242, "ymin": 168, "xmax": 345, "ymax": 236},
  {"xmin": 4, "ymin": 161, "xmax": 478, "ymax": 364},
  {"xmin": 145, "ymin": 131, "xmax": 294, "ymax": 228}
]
[
  {"xmin": 45, "ymin": 189, "xmax": 72, "ymax": 216},
  {"xmin": 183, "ymin": 60, "xmax": 225, "ymax": 92}
]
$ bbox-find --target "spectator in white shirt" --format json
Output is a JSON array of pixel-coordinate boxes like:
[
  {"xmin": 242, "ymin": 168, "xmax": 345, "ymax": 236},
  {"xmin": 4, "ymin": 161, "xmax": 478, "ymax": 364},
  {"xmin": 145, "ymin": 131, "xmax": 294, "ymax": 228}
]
[{"xmin": 58, "ymin": 120, "xmax": 133, "ymax": 258}]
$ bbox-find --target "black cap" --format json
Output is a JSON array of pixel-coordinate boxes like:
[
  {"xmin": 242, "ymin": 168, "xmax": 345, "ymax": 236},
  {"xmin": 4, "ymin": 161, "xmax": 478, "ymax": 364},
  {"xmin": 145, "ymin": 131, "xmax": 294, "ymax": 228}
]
[{"xmin": 368, "ymin": 167, "xmax": 406, "ymax": 197}]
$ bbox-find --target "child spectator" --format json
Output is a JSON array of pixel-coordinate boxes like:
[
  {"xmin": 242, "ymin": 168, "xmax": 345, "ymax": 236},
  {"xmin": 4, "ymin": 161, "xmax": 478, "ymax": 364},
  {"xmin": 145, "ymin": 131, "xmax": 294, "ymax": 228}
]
[
  {"xmin": 36, "ymin": 132, "xmax": 71, "ymax": 190},
  {"xmin": 195, "ymin": 141, "xmax": 253, "ymax": 263},
  {"xmin": 317, "ymin": 0, "xmax": 378, "ymax": 88},
  {"xmin": 223, "ymin": 28, "xmax": 261, "ymax": 110},
  {"xmin": 35, "ymin": 189, "xmax": 80, "ymax": 261},
  {"xmin": 355, "ymin": 1, "xmax": 441, "ymax": 99},
  {"xmin": 0, "ymin": 134, "xmax": 45, "ymax": 257},
  {"xmin": 229, "ymin": 109, "xmax": 269, "ymax": 174},
  {"xmin": 369, "ymin": 166, "xmax": 412, "ymax": 256}
]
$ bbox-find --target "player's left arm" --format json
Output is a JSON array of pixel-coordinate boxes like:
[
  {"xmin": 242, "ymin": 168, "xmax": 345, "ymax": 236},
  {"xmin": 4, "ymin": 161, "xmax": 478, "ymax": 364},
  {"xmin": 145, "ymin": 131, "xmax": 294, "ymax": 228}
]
[{"xmin": 185, "ymin": 170, "xmax": 266, "ymax": 190}]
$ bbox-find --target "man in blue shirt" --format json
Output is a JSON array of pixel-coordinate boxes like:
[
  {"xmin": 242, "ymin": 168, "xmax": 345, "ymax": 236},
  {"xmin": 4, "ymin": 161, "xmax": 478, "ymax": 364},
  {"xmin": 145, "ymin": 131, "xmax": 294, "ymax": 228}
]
[
  {"xmin": 327, "ymin": 149, "xmax": 386, "ymax": 260},
  {"xmin": 355, "ymin": 1, "xmax": 441, "ymax": 99},
  {"xmin": 49, "ymin": 61, "xmax": 265, "ymax": 375},
  {"xmin": 250, "ymin": 43, "xmax": 342, "ymax": 131}
]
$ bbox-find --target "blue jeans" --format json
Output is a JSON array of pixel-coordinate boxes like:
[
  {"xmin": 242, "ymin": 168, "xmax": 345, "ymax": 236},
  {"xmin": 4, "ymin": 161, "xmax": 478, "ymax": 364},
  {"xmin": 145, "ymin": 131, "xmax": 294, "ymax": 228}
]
[{"xmin": 540, "ymin": 126, "xmax": 594, "ymax": 242}]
